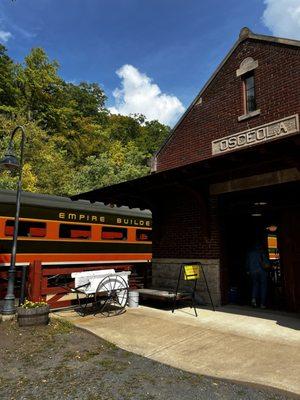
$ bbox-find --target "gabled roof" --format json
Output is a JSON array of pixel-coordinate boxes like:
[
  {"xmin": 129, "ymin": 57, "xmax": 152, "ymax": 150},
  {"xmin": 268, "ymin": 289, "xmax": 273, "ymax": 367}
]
[{"xmin": 155, "ymin": 27, "xmax": 300, "ymax": 159}]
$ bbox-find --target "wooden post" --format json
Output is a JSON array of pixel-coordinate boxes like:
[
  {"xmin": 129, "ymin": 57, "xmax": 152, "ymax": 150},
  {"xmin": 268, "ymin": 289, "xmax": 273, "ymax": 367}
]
[{"xmin": 28, "ymin": 260, "xmax": 42, "ymax": 302}]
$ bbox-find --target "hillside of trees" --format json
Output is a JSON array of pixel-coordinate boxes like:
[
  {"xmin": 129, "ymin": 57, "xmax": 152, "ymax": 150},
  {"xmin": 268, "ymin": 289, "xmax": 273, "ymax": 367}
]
[{"xmin": 0, "ymin": 44, "xmax": 170, "ymax": 196}]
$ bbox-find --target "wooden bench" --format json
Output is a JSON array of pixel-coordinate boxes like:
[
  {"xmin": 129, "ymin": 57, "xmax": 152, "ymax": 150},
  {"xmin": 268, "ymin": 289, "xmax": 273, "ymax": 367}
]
[{"xmin": 138, "ymin": 288, "xmax": 192, "ymax": 302}]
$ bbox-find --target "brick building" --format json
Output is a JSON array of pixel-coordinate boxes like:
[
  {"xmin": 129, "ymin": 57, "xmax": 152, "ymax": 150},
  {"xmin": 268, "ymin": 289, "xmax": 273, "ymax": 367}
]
[{"xmin": 73, "ymin": 28, "xmax": 300, "ymax": 312}]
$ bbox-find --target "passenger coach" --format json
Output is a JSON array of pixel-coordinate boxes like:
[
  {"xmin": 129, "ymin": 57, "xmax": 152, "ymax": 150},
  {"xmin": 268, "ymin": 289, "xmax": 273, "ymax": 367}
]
[
  {"xmin": 0, "ymin": 190, "xmax": 152, "ymax": 266},
  {"xmin": 0, "ymin": 190, "xmax": 152, "ymax": 308}
]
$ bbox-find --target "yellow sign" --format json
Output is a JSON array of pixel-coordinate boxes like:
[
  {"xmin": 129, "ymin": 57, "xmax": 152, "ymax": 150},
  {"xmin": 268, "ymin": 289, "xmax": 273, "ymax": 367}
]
[{"xmin": 184, "ymin": 265, "xmax": 201, "ymax": 280}]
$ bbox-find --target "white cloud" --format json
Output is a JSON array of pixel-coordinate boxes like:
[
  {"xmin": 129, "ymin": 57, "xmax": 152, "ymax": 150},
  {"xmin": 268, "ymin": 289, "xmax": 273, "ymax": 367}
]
[
  {"xmin": 262, "ymin": 0, "xmax": 300, "ymax": 39},
  {"xmin": 109, "ymin": 64, "xmax": 185, "ymax": 126},
  {"xmin": 0, "ymin": 30, "xmax": 12, "ymax": 43}
]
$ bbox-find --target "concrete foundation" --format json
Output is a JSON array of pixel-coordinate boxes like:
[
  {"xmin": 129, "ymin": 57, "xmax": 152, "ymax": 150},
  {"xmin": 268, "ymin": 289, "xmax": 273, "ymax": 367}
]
[
  {"xmin": 151, "ymin": 258, "xmax": 221, "ymax": 306},
  {"xmin": 1, "ymin": 313, "xmax": 16, "ymax": 322}
]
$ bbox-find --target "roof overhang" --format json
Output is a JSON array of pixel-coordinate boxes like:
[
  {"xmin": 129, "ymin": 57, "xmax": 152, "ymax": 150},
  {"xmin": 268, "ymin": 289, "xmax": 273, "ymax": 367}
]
[{"xmin": 71, "ymin": 134, "xmax": 300, "ymax": 210}]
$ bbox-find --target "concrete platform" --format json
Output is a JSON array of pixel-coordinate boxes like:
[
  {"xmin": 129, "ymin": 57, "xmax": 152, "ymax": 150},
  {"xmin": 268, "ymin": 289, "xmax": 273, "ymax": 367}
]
[{"xmin": 54, "ymin": 305, "xmax": 300, "ymax": 395}]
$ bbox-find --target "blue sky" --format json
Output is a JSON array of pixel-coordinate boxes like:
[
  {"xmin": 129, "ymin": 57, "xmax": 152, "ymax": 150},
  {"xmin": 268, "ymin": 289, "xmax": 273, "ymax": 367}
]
[{"xmin": 0, "ymin": 0, "xmax": 299, "ymax": 125}]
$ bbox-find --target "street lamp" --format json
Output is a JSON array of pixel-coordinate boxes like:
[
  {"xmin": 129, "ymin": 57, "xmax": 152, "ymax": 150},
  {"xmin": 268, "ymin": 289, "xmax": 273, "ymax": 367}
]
[{"xmin": 0, "ymin": 126, "xmax": 26, "ymax": 317}]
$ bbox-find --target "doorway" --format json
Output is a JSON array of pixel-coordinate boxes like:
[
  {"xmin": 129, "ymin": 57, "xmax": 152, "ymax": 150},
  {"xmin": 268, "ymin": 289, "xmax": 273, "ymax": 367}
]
[{"xmin": 219, "ymin": 181, "xmax": 300, "ymax": 312}]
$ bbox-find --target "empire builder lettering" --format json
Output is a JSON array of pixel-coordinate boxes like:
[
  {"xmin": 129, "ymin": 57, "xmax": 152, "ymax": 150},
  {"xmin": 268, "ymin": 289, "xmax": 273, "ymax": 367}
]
[
  {"xmin": 212, "ymin": 115, "xmax": 299, "ymax": 155},
  {"xmin": 58, "ymin": 212, "xmax": 151, "ymax": 227}
]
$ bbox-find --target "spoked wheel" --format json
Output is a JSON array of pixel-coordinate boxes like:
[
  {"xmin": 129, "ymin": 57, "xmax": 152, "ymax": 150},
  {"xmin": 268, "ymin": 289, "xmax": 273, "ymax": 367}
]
[{"xmin": 94, "ymin": 275, "xmax": 129, "ymax": 317}]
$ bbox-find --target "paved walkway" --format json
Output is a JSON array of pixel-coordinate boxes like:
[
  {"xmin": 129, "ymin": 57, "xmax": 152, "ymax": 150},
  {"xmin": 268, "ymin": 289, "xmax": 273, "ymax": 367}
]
[{"xmin": 55, "ymin": 305, "xmax": 300, "ymax": 396}]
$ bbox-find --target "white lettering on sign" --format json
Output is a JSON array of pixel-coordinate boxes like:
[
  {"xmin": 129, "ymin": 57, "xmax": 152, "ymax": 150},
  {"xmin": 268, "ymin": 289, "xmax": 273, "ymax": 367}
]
[
  {"xmin": 58, "ymin": 212, "xmax": 151, "ymax": 226},
  {"xmin": 212, "ymin": 115, "xmax": 299, "ymax": 155}
]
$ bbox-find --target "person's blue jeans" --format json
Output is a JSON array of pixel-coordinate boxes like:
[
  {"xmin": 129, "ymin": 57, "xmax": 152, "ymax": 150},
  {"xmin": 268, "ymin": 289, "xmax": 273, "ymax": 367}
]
[{"xmin": 250, "ymin": 269, "xmax": 267, "ymax": 306}]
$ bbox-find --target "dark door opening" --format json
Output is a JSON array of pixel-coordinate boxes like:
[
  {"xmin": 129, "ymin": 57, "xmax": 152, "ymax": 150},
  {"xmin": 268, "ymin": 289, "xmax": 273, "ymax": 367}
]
[
  {"xmin": 223, "ymin": 213, "xmax": 283, "ymax": 309},
  {"xmin": 219, "ymin": 182, "xmax": 299, "ymax": 312}
]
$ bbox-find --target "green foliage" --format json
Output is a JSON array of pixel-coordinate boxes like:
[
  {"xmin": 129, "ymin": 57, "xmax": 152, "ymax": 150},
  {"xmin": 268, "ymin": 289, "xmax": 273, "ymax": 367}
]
[
  {"xmin": 137, "ymin": 119, "xmax": 170, "ymax": 155},
  {"xmin": 64, "ymin": 82, "xmax": 107, "ymax": 118},
  {"xmin": 21, "ymin": 299, "xmax": 48, "ymax": 309},
  {"xmin": 16, "ymin": 48, "xmax": 67, "ymax": 130},
  {"xmin": 0, "ymin": 47, "xmax": 170, "ymax": 196},
  {"xmin": 0, "ymin": 45, "xmax": 20, "ymax": 110},
  {"xmin": 69, "ymin": 141, "xmax": 150, "ymax": 194}
]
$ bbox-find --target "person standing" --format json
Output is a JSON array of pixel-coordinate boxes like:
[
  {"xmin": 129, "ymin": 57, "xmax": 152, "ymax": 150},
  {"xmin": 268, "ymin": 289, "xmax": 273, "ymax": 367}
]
[{"xmin": 246, "ymin": 243, "xmax": 270, "ymax": 308}]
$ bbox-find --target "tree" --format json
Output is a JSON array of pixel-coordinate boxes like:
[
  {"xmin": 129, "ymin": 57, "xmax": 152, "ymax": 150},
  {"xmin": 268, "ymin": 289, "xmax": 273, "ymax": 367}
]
[
  {"xmin": 64, "ymin": 82, "xmax": 107, "ymax": 118},
  {"xmin": 0, "ymin": 46, "xmax": 170, "ymax": 197},
  {"xmin": 0, "ymin": 44, "xmax": 19, "ymax": 112},
  {"xmin": 0, "ymin": 115, "xmax": 71, "ymax": 195},
  {"xmin": 106, "ymin": 114, "xmax": 142, "ymax": 144},
  {"xmin": 69, "ymin": 141, "xmax": 149, "ymax": 194},
  {"xmin": 17, "ymin": 48, "xmax": 63, "ymax": 125},
  {"xmin": 138, "ymin": 119, "xmax": 170, "ymax": 156}
]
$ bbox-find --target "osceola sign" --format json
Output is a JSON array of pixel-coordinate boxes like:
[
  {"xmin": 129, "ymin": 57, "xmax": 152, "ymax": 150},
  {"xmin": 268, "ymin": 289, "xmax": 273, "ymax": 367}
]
[{"xmin": 212, "ymin": 114, "xmax": 299, "ymax": 155}]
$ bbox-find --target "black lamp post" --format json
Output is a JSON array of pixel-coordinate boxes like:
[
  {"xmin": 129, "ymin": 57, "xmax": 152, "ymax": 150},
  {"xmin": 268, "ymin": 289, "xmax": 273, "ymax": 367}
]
[{"xmin": 0, "ymin": 126, "xmax": 26, "ymax": 316}]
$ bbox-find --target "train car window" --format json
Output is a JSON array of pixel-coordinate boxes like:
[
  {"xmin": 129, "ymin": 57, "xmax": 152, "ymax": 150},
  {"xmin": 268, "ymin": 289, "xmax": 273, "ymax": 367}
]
[
  {"xmin": 136, "ymin": 229, "xmax": 152, "ymax": 241},
  {"xmin": 267, "ymin": 233, "xmax": 279, "ymax": 260},
  {"xmin": 5, "ymin": 220, "xmax": 46, "ymax": 237},
  {"xmin": 102, "ymin": 227, "xmax": 127, "ymax": 240},
  {"xmin": 59, "ymin": 224, "xmax": 91, "ymax": 239}
]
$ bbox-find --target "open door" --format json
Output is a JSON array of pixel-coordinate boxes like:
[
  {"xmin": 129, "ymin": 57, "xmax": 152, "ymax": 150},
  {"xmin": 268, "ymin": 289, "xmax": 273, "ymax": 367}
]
[{"xmin": 219, "ymin": 181, "xmax": 299, "ymax": 311}]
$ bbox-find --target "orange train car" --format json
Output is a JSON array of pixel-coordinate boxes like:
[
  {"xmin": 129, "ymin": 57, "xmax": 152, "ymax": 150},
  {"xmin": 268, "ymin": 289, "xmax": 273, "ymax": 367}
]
[
  {"xmin": 0, "ymin": 190, "xmax": 152, "ymax": 267},
  {"xmin": 0, "ymin": 190, "xmax": 152, "ymax": 307}
]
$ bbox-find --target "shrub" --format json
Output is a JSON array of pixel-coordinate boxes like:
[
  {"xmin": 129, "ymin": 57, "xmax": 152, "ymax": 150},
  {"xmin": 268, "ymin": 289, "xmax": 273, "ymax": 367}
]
[{"xmin": 21, "ymin": 299, "xmax": 48, "ymax": 309}]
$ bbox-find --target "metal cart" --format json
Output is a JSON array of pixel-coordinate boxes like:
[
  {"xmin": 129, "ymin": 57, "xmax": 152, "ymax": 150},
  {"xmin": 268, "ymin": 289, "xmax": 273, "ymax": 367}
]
[{"xmin": 70, "ymin": 269, "xmax": 131, "ymax": 317}]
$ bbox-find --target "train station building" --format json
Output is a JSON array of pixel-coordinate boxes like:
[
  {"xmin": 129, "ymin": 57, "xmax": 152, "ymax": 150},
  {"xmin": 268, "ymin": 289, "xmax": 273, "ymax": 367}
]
[{"xmin": 73, "ymin": 28, "xmax": 300, "ymax": 312}]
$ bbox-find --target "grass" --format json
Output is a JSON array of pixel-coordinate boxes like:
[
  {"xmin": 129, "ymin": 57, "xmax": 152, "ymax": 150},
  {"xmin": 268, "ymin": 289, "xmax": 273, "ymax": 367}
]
[
  {"xmin": 63, "ymin": 348, "xmax": 102, "ymax": 362},
  {"xmin": 105, "ymin": 341, "xmax": 118, "ymax": 350},
  {"xmin": 49, "ymin": 318, "xmax": 74, "ymax": 334},
  {"xmin": 97, "ymin": 358, "xmax": 129, "ymax": 373}
]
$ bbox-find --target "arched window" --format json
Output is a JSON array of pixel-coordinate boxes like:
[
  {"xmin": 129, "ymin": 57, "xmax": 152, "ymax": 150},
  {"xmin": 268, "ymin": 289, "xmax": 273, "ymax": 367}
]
[
  {"xmin": 243, "ymin": 72, "xmax": 256, "ymax": 113},
  {"xmin": 236, "ymin": 57, "xmax": 260, "ymax": 121}
]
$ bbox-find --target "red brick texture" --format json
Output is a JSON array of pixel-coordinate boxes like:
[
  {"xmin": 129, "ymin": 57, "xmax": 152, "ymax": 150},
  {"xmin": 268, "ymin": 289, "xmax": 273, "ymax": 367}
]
[
  {"xmin": 156, "ymin": 39, "xmax": 300, "ymax": 172},
  {"xmin": 152, "ymin": 190, "xmax": 220, "ymax": 259}
]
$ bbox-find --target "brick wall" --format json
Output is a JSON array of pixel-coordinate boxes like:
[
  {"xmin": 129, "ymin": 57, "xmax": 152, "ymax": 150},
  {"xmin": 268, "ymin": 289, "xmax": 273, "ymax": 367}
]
[
  {"xmin": 152, "ymin": 189, "xmax": 220, "ymax": 259},
  {"xmin": 151, "ymin": 189, "xmax": 221, "ymax": 303},
  {"xmin": 151, "ymin": 36, "xmax": 299, "ymax": 305},
  {"xmin": 157, "ymin": 39, "xmax": 300, "ymax": 172}
]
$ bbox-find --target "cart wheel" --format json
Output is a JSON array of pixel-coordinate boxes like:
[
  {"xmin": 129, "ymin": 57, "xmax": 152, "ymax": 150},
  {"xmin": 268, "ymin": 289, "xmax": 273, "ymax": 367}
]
[
  {"xmin": 75, "ymin": 292, "xmax": 93, "ymax": 317},
  {"xmin": 94, "ymin": 275, "xmax": 129, "ymax": 317}
]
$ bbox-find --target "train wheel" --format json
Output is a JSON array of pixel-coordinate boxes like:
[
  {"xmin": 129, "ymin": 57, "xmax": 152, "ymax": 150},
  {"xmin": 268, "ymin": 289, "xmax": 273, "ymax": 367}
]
[{"xmin": 94, "ymin": 275, "xmax": 129, "ymax": 317}]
